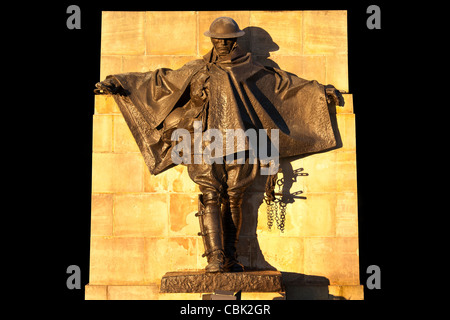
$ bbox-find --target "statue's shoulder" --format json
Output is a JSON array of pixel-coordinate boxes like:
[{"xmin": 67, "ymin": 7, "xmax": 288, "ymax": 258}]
[
  {"xmin": 169, "ymin": 59, "xmax": 206, "ymax": 79},
  {"xmin": 145, "ymin": 59, "xmax": 205, "ymax": 86},
  {"xmin": 181, "ymin": 59, "xmax": 207, "ymax": 70}
]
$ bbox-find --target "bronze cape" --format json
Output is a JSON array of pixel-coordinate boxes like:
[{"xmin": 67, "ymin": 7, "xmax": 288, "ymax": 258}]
[{"xmin": 106, "ymin": 45, "xmax": 337, "ymax": 175}]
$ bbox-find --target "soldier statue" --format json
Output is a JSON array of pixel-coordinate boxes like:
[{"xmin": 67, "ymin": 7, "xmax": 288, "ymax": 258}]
[{"xmin": 94, "ymin": 17, "xmax": 344, "ymax": 273}]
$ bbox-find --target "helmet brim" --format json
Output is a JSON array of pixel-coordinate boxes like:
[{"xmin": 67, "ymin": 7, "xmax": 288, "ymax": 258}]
[{"xmin": 204, "ymin": 30, "xmax": 245, "ymax": 38}]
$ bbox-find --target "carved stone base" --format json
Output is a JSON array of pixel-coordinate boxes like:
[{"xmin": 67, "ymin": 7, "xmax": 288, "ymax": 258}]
[{"xmin": 160, "ymin": 270, "xmax": 284, "ymax": 293}]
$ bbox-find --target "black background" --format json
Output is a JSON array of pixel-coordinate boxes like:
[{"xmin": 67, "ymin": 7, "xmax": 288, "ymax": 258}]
[{"xmin": 26, "ymin": 0, "xmax": 413, "ymax": 316}]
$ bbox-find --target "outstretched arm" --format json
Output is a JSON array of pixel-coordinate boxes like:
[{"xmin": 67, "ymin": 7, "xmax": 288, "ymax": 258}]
[
  {"xmin": 94, "ymin": 77, "xmax": 128, "ymax": 96},
  {"xmin": 325, "ymin": 85, "xmax": 345, "ymax": 107}
]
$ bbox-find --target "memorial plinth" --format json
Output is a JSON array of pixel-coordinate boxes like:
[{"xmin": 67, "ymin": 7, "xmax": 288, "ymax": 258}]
[{"xmin": 160, "ymin": 270, "xmax": 284, "ymax": 293}]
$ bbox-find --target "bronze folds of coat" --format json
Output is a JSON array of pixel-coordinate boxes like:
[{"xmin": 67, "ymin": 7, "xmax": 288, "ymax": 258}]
[{"xmin": 106, "ymin": 45, "xmax": 338, "ymax": 175}]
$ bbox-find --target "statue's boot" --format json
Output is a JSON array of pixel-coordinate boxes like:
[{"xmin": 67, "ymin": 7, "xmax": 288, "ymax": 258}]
[
  {"xmin": 222, "ymin": 196, "xmax": 245, "ymax": 272},
  {"xmin": 196, "ymin": 194, "xmax": 225, "ymax": 273}
]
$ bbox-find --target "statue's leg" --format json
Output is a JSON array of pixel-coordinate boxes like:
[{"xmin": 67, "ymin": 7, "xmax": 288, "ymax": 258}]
[
  {"xmin": 222, "ymin": 158, "xmax": 259, "ymax": 272},
  {"xmin": 222, "ymin": 191, "xmax": 244, "ymax": 272},
  {"xmin": 188, "ymin": 163, "xmax": 225, "ymax": 273}
]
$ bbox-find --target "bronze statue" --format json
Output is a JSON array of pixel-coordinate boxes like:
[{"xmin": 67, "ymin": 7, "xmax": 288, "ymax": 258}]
[{"xmin": 94, "ymin": 17, "xmax": 344, "ymax": 273}]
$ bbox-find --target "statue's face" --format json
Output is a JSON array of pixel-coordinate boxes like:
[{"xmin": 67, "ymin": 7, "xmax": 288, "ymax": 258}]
[{"xmin": 211, "ymin": 38, "xmax": 237, "ymax": 57}]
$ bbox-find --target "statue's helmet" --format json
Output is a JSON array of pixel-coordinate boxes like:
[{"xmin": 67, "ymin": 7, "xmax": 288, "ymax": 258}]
[{"xmin": 204, "ymin": 17, "xmax": 245, "ymax": 38}]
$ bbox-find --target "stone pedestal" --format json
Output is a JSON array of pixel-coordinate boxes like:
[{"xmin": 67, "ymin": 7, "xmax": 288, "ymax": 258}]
[{"xmin": 160, "ymin": 270, "xmax": 284, "ymax": 293}]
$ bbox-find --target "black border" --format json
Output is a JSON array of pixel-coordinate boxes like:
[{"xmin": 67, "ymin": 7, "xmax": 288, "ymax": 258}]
[{"xmin": 34, "ymin": 0, "xmax": 408, "ymax": 314}]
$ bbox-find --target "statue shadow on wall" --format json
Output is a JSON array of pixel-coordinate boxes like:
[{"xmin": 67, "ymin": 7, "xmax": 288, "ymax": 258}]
[
  {"xmin": 236, "ymin": 26, "xmax": 344, "ymax": 299},
  {"xmin": 239, "ymin": 26, "xmax": 281, "ymax": 69}
]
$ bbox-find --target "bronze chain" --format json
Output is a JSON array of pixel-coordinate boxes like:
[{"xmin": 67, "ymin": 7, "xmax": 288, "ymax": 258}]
[
  {"xmin": 264, "ymin": 168, "xmax": 307, "ymax": 233},
  {"xmin": 264, "ymin": 172, "xmax": 287, "ymax": 232}
]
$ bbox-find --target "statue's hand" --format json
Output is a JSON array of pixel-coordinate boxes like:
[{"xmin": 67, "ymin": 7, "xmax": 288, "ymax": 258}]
[
  {"xmin": 94, "ymin": 78, "xmax": 127, "ymax": 96},
  {"xmin": 190, "ymin": 70, "xmax": 210, "ymax": 106},
  {"xmin": 325, "ymin": 85, "xmax": 345, "ymax": 107}
]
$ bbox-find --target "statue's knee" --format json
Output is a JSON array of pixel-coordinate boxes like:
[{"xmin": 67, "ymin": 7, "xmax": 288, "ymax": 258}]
[
  {"xmin": 227, "ymin": 192, "xmax": 244, "ymax": 209},
  {"xmin": 202, "ymin": 189, "xmax": 220, "ymax": 207}
]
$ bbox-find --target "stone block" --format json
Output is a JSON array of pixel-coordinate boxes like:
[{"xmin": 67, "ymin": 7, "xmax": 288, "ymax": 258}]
[
  {"xmin": 101, "ymin": 11, "xmax": 146, "ymax": 55},
  {"xmin": 143, "ymin": 237, "xmax": 170, "ymax": 284},
  {"xmin": 300, "ymin": 55, "xmax": 327, "ymax": 84},
  {"xmin": 167, "ymin": 237, "xmax": 198, "ymax": 271},
  {"xmin": 326, "ymin": 53, "xmax": 349, "ymax": 92},
  {"xmin": 99, "ymin": 55, "xmax": 122, "ymax": 82},
  {"xmin": 196, "ymin": 237, "xmax": 208, "ymax": 270},
  {"xmin": 169, "ymin": 166, "xmax": 199, "ymax": 192},
  {"xmin": 89, "ymin": 237, "xmax": 146, "ymax": 285},
  {"xmin": 94, "ymin": 95, "xmax": 120, "ymax": 115},
  {"xmin": 256, "ymin": 236, "xmax": 304, "ymax": 273},
  {"xmin": 338, "ymin": 94, "xmax": 353, "ymax": 114},
  {"xmin": 296, "ymin": 151, "xmax": 356, "ymax": 194},
  {"xmin": 144, "ymin": 237, "xmax": 198, "ymax": 284},
  {"xmin": 336, "ymin": 114, "xmax": 356, "ymax": 152},
  {"xmin": 302, "ymin": 151, "xmax": 338, "ymax": 193},
  {"xmin": 241, "ymin": 292, "xmax": 286, "ymax": 300},
  {"xmin": 304, "ymin": 237, "xmax": 360, "ymax": 285},
  {"xmin": 202, "ymin": 292, "xmax": 236, "ymax": 300},
  {"xmin": 249, "ymin": 11, "xmax": 303, "ymax": 56},
  {"xmin": 85, "ymin": 284, "xmax": 362, "ymax": 300},
  {"xmin": 85, "ymin": 285, "xmax": 107, "ymax": 300},
  {"xmin": 145, "ymin": 11, "xmax": 197, "ymax": 55},
  {"xmin": 254, "ymin": 201, "xmax": 272, "ymax": 235},
  {"xmin": 336, "ymin": 152, "xmax": 357, "ymax": 192},
  {"xmin": 285, "ymin": 285, "xmax": 330, "ymax": 300},
  {"xmin": 169, "ymin": 193, "xmax": 199, "ymax": 236},
  {"xmin": 303, "ymin": 11, "xmax": 347, "ymax": 55},
  {"xmin": 85, "ymin": 285, "xmax": 205, "ymax": 300},
  {"xmin": 92, "ymin": 115, "xmax": 112, "ymax": 152},
  {"xmin": 113, "ymin": 115, "xmax": 140, "ymax": 153},
  {"xmin": 107, "ymin": 285, "xmax": 160, "ymax": 300},
  {"xmin": 335, "ymin": 192, "xmax": 358, "ymax": 237},
  {"xmin": 269, "ymin": 55, "xmax": 327, "ymax": 85},
  {"xmin": 158, "ymin": 292, "xmax": 203, "ymax": 300},
  {"xmin": 282, "ymin": 193, "xmax": 337, "ymax": 237},
  {"xmin": 270, "ymin": 56, "xmax": 303, "ymax": 79},
  {"xmin": 143, "ymin": 167, "xmax": 169, "ymax": 192},
  {"xmin": 122, "ymin": 55, "xmax": 197, "ymax": 73},
  {"xmin": 113, "ymin": 194, "xmax": 169, "ymax": 237},
  {"xmin": 91, "ymin": 193, "xmax": 113, "ymax": 236},
  {"xmin": 328, "ymin": 285, "xmax": 364, "ymax": 300},
  {"xmin": 91, "ymin": 153, "xmax": 143, "ymax": 193},
  {"xmin": 198, "ymin": 11, "xmax": 251, "ymax": 56},
  {"xmin": 144, "ymin": 165, "xmax": 199, "ymax": 193}
]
